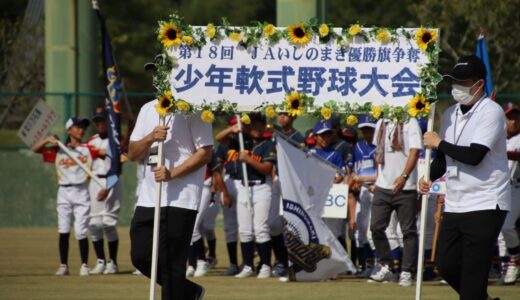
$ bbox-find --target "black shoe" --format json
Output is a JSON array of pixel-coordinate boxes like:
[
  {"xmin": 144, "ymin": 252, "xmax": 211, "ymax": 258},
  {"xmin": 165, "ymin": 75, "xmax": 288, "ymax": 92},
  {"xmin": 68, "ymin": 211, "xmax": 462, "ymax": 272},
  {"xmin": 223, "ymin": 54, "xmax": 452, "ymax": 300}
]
[{"xmin": 194, "ymin": 284, "xmax": 205, "ymax": 300}]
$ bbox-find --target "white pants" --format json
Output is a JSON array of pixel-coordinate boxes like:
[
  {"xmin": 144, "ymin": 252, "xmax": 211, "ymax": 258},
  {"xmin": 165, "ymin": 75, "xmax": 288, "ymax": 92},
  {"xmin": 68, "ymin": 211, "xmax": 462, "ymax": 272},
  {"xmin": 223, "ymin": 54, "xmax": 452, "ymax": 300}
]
[
  {"xmin": 191, "ymin": 178, "xmax": 217, "ymax": 244},
  {"xmin": 88, "ymin": 179, "xmax": 121, "ymax": 242},
  {"xmin": 237, "ymin": 181, "xmax": 272, "ymax": 243},
  {"xmin": 222, "ymin": 176, "xmax": 239, "ymax": 243},
  {"xmin": 352, "ymin": 186, "xmax": 373, "ymax": 246},
  {"xmin": 268, "ymin": 177, "xmax": 284, "ymax": 236},
  {"xmin": 499, "ymin": 185, "xmax": 520, "ymax": 254},
  {"xmin": 57, "ymin": 184, "xmax": 90, "ymax": 240},
  {"xmin": 416, "ymin": 194, "xmax": 437, "ymax": 251}
]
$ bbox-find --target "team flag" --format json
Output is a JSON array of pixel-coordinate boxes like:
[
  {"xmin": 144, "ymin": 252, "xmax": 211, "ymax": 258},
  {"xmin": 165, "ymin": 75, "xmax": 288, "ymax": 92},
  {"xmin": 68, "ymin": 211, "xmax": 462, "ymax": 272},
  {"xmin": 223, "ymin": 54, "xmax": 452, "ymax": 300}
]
[
  {"xmin": 476, "ymin": 35, "xmax": 495, "ymax": 99},
  {"xmin": 276, "ymin": 138, "xmax": 356, "ymax": 281},
  {"xmin": 93, "ymin": 5, "xmax": 122, "ymax": 189}
]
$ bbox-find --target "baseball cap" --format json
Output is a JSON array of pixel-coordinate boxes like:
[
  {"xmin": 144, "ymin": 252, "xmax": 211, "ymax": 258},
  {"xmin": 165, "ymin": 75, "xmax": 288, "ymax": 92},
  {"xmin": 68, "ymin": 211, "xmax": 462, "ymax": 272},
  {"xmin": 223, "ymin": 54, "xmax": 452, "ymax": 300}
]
[
  {"xmin": 357, "ymin": 115, "xmax": 376, "ymax": 129},
  {"xmin": 144, "ymin": 53, "xmax": 166, "ymax": 71},
  {"xmin": 91, "ymin": 107, "xmax": 107, "ymax": 121},
  {"xmin": 313, "ymin": 120, "xmax": 334, "ymax": 135},
  {"xmin": 444, "ymin": 55, "xmax": 487, "ymax": 81},
  {"xmin": 504, "ymin": 106, "xmax": 520, "ymax": 116},
  {"xmin": 65, "ymin": 117, "xmax": 90, "ymax": 130},
  {"xmin": 342, "ymin": 127, "xmax": 357, "ymax": 138}
]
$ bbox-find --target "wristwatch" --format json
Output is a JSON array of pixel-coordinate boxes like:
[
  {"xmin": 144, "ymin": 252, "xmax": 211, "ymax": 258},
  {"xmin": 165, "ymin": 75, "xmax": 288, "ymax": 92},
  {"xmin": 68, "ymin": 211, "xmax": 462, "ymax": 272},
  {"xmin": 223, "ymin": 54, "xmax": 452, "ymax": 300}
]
[{"xmin": 401, "ymin": 173, "xmax": 409, "ymax": 180}]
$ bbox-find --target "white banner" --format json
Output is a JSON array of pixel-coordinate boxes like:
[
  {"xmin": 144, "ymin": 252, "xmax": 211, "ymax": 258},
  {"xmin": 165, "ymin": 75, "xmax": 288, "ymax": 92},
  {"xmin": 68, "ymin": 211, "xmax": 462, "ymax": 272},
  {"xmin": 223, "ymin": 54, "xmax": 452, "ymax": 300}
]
[
  {"xmin": 17, "ymin": 100, "xmax": 58, "ymax": 148},
  {"xmin": 322, "ymin": 184, "xmax": 349, "ymax": 219},
  {"xmin": 169, "ymin": 27, "xmax": 429, "ymax": 110},
  {"xmin": 277, "ymin": 138, "xmax": 356, "ymax": 281}
]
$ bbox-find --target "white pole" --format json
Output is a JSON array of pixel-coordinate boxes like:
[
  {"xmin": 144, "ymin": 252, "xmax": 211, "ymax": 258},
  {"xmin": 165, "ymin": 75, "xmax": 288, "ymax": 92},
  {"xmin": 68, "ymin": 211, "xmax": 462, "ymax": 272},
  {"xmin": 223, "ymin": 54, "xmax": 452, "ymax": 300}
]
[
  {"xmin": 235, "ymin": 114, "xmax": 252, "ymax": 211},
  {"xmin": 56, "ymin": 140, "xmax": 104, "ymax": 187},
  {"xmin": 149, "ymin": 116, "xmax": 165, "ymax": 300},
  {"xmin": 415, "ymin": 102, "xmax": 436, "ymax": 300}
]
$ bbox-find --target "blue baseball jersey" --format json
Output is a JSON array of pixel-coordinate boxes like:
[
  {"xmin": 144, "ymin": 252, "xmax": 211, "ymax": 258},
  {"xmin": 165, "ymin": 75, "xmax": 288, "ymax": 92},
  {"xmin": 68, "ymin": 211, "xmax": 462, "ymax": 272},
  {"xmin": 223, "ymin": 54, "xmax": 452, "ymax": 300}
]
[
  {"xmin": 228, "ymin": 135, "xmax": 276, "ymax": 182},
  {"xmin": 216, "ymin": 143, "xmax": 240, "ymax": 179},
  {"xmin": 333, "ymin": 140, "xmax": 353, "ymax": 167},
  {"xmin": 350, "ymin": 140, "xmax": 377, "ymax": 177},
  {"xmin": 204, "ymin": 150, "xmax": 222, "ymax": 180},
  {"xmin": 312, "ymin": 147, "xmax": 345, "ymax": 169}
]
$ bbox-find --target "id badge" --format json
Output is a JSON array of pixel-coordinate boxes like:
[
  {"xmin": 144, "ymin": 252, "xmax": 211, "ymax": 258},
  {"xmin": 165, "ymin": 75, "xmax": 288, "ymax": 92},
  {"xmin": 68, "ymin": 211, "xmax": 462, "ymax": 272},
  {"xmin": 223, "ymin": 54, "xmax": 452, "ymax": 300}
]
[
  {"xmin": 447, "ymin": 166, "xmax": 458, "ymax": 178},
  {"xmin": 148, "ymin": 147, "xmax": 159, "ymax": 166}
]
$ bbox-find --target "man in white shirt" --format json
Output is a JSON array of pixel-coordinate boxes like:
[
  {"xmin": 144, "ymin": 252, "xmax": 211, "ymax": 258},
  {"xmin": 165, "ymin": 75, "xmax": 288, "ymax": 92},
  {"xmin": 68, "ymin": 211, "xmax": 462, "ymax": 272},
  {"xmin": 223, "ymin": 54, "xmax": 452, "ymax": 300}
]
[
  {"xmin": 369, "ymin": 116, "xmax": 422, "ymax": 286},
  {"xmin": 128, "ymin": 99, "xmax": 213, "ymax": 300},
  {"xmin": 421, "ymin": 55, "xmax": 510, "ymax": 300}
]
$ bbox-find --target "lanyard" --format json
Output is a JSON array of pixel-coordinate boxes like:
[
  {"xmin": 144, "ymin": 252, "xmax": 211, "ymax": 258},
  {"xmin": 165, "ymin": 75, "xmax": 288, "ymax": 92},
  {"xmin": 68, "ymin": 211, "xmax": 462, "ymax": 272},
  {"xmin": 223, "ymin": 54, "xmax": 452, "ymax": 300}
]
[{"xmin": 453, "ymin": 99, "xmax": 484, "ymax": 145}]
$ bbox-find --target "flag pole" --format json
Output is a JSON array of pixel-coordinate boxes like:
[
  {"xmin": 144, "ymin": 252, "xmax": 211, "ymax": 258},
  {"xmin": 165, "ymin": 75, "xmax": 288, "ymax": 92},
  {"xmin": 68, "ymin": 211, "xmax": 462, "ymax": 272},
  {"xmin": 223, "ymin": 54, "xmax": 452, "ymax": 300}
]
[
  {"xmin": 415, "ymin": 102, "xmax": 436, "ymax": 300},
  {"xmin": 235, "ymin": 114, "xmax": 252, "ymax": 211},
  {"xmin": 149, "ymin": 116, "xmax": 165, "ymax": 300}
]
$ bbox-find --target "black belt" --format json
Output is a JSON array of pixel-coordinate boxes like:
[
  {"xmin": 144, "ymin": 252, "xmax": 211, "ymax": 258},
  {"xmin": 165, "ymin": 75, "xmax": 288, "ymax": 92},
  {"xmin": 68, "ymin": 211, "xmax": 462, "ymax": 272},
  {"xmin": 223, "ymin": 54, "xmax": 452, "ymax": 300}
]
[
  {"xmin": 95, "ymin": 174, "xmax": 108, "ymax": 178},
  {"xmin": 241, "ymin": 179, "xmax": 266, "ymax": 186},
  {"xmin": 59, "ymin": 183, "xmax": 84, "ymax": 187}
]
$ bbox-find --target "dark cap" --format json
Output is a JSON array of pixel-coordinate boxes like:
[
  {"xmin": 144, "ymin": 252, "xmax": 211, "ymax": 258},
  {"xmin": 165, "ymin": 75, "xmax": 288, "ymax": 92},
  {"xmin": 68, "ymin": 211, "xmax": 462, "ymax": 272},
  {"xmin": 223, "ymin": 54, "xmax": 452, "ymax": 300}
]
[
  {"xmin": 444, "ymin": 55, "xmax": 487, "ymax": 81},
  {"xmin": 144, "ymin": 53, "xmax": 166, "ymax": 71},
  {"xmin": 505, "ymin": 106, "xmax": 520, "ymax": 116},
  {"xmin": 91, "ymin": 107, "xmax": 107, "ymax": 121},
  {"xmin": 65, "ymin": 117, "xmax": 90, "ymax": 130},
  {"xmin": 249, "ymin": 112, "xmax": 266, "ymax": 124},
  {"xmin": 313, "ymin": 120, "xmax": 334, "ymax": 135}
]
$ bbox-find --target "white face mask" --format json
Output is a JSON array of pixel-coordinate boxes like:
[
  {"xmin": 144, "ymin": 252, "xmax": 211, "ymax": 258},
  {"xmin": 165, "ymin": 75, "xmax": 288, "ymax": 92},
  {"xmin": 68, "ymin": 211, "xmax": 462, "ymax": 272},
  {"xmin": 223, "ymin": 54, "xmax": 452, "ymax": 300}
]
[{"xmin": 451, "ymin": 81, "xmax": 482, "ymax": 105}]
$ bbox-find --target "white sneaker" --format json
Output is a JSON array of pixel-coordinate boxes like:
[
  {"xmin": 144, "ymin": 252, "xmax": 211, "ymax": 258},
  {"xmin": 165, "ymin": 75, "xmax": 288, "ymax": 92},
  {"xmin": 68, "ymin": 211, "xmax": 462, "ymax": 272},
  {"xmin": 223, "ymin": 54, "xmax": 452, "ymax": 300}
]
[
  {"xmin": 103, "ymin": 260, "xmax": 118, "ymax": 274},
  {"xmin": 194, "ymin": 260, "xmax": 209, "ymax": 277},
  {"xmin": 504, "ymin": 262, "xmax": 519, "ymax": 284},
  {"xmin": 186, "ymin": 265, "xmax": 195, "ymax": 277},
  {"xmin": 55, "ymin": 264, "xmax": 69, "ymax": 276},
  {"xmin": 257, "ymin": 264, "xmax": 271, "ymax": 279},
  {"xmin": 235, "ymin": 265, "xmax": 255, "ymax": 278},
  {"xmin": 370, "ymin": 264, "xmax": 393, "ymax": 282},
  {"xmin": 132, "ymin": 269, "xmax": 142, "ymax": 275},
  {"xmin": 79, "ymin": 263, "xmax": 90, "ymax": 276},
  {"xmin": 89, "ymin": 259, "xmax": 105, "ymax": 275},
  {"xmin": 398, "ymin": 271, "xmax": 413, "ymax": 287}
]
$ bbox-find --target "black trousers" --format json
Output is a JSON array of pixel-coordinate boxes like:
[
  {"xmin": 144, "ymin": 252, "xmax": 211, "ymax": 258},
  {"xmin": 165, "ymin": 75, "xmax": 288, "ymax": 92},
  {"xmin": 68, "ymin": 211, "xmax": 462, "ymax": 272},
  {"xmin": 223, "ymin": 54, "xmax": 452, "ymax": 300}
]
[
  {"xmin": 370, "ymin": 187, "xmax": 418, "ymax": 272},
  {"xmin": 436, "ymin": 208, "xmax": 507, "ymax": 300},
  {"xmin": 130, "ymin": 206, "xmax": 199, "ymax": 300}
]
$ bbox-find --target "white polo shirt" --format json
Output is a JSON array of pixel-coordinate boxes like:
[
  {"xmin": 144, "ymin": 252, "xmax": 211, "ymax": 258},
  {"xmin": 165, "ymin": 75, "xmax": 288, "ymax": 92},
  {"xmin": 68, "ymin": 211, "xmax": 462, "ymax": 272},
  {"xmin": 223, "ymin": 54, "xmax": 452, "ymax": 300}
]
[
  {"xmin": 130, "ymin": 100, "xmax": 213, "ymax": 210},
  {"xmin": 507, "ymin": 133, "xmax": 520, "ymax": 182},
  {"xmin": 373, "ymin": 118, "xmax": 423, "ymax": 190},
  {"xmin": 439, "ymin": 97, "xmax": 510, "ymax": 213}
]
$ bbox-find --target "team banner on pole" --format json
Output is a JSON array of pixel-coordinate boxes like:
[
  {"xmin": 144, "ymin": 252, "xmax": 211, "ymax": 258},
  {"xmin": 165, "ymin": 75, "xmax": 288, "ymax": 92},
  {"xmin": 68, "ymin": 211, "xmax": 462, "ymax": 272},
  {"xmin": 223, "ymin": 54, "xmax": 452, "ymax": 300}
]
[{"xmin": 277, "ymin": 138, "xmax": 356, "ymax": 281}]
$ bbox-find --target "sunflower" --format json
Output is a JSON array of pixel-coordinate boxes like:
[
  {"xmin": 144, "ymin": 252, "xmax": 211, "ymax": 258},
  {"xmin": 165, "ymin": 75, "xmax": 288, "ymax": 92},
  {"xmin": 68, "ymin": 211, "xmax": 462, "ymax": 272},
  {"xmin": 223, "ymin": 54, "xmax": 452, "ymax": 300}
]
[
  {"xmin": 263, "ymin": 24, "xmax": 276, "ymax": 37},
  {"xmin": 206, "ymin": 23, "xmax": 216, "ymax": 39},
  {"xmin": 348, "ymin": 24, "xmax": 361, "ymax": 36},
  {"xmin": 371, "ymin": 105, "xmax": 382, "ymax": 119},
  {"xmin": 415, "ymin": 27, "xmax": 437, "ymax": 52},
  {"xmin": 158, "ymin": 22, "xmax": 182, "ymax": 48},
  {"xmin": 319, "ymin": 23, "xmax": 329, "ymax": 37},
  {"xmin": 408, "ymin": 94, "xmax": 430, "ymax": 117},
  {"xmin": 321, "ymin": 107, "xmax": 332, "ymax": 120},
  {"xmin": 285, "ymin": 91, "xmax": 304, "ymax": 117},
  {"xmin": 182, "ymin": 35, "xmax": 193, "ymax": 46},
  {"xmin": 375, "ymin": 28, "xmax": 390, "ymax": 43},
  {"xmin": 346, "ymin": 115, "xmax": 358, "ymax": 126},
  {"xmin": 155, "ymin": 91, "xmax": 175, "ymax": 117},
  {"xmin": 287, "ymin": 23, "xmax": 312, "ymax": 45},
  {"xmin": 201, "ymin": 110, "xmax": 215, "ymax": 123},
  {"xmin": 241, "ymin": 114, "xmax": 251, "ymax": 125},
  {"xmin": 265, "ymin": 106, "xmax": 277, "ymax": 119},
  {"xmin": 229, "ymin": 32, "xmax": 241, "ymax": 42},
  {"xmin": 176, "ymin": 100, "xmax": 190, "ymax": 112}
]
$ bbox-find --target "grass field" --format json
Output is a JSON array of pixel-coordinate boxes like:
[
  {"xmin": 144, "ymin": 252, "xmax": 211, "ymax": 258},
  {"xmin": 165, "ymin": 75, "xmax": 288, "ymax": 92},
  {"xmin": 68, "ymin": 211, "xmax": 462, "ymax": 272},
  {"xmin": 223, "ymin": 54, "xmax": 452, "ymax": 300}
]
[{"xmin": 0, "ymin": 228, "xmax": 518, "ymax": 300}]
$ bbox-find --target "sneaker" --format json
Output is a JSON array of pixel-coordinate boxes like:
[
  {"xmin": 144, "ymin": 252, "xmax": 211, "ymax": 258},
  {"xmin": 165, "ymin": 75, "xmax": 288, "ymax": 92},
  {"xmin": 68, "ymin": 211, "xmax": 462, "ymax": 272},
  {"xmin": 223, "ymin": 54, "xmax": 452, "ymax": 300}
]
[
  {"xmin": 103, "ymin": 260, "xmax": 118, "ymax": 274},
  {"xmin": 207, "ymin": 256, "xmax": 218, "ymax": 269},
  {"xmin": 89, "ymin": 259, "xmax": 105, "ymax": 275},
  {"xmin": 257, "ymin": 264, "xmax": 271, "ymax": 279},
  {"xmin": 370, "ymin": 264, "xmax": 393, "ymax": 282},
  {"xmin": 55, "ymin": 264, "xmax": 69, "ymax": 276},
  {"xmin": 398, "ymin": 271, "xmax": 413, "ymax": 287},
  {"xmin": 503, "ymin": 262, "xmax": 519, "ymax": 285},
  {"xmin": 235, "ymin": 265, "xmax": 255, "ymax": 278},
  {"xmin": 186, "ymin": 265, "xmax": 195, "ymax": 277},
  {"xmin": 356, "ymin": 267, "xmax": 374, "ymax": 278},
  {"xmin": 272, "ymin": 263, "xmax": 288, "ymax": 278},
  {"xmin": 79, "ymin": 263, "xmax": 90, "ymax": 276},
  {"xmin": 132, "ymin": 269, "xmax": 142, "ymax": 275},
  {"xmin": 221, "ymin": 264, "xmax": 239, "ymax": 276},
  {"xmin": 194, "ymin": 260, "xmax": 209, "ymax": 277},
  {"xmin": 194, "ymin": 283, "xmax": 205, "ymax": 300}
]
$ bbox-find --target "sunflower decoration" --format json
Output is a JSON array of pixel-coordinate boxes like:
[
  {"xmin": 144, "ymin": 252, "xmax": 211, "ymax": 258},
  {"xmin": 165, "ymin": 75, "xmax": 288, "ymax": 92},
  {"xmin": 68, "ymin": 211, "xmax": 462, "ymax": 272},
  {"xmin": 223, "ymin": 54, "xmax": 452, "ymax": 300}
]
[
  {"xmin": 346, "ymin": 115, "xmax": 358, "ymax": 126},
  {"xmin": 264, "ymin": 105, "xmax": 277, "ymax": 119},
  {"xmin": 319, "ymin": 23, "xmax": 329, "ymax": 37},
  {"xmin": 348, "ymin": 24, "xmax": 361, "ymax": 36},
  {"xmin": 287, "ymin": 22, "xmax": 312, "ymax": 46},
  {"xmin": 156, "ymin": 91, "xmax": 175, "ymax": 117},
  {"xmin": 158, "ymin": 22, "xmax": 183, "ymax": 48},
  {"xmin": 263, "ymin": 24, "xmax": 276, "ymax": 37},
  {"xmin": 176, "ymin": 100, "xmax": 190, "ymax": 112},
  {"xmin": 375, "ymin": 28, "xmax": 391, "ymax": 44},
  {"xmin": 320, "ymin": 106, "xmax": 333, "ymax": 120},
  {"xmin": 241, "ymin": 114, "xmax": 251, "ymax": 125},
  {"xmin": 285, "ymin": 90, "xmax": 304, "ymax": 117},
  {"xmin": 206, "ymin": 23, "xmax": 217, "ymax": 40},
  {"xmin": 415, "ymin": 27, "xmax": 437, "ymax": 52},
  {"xmin": 371, "ymin": 105, "xmax": 382, "ymax": 120},
  {"xmin": 229, "ymin": 31, "xmax": 241, "ymax": 42},
  {"xmin": 200, "ymin": 110, "xmax": 215, "ymax": 123},
  {"xmin": 407, "ymin": 94, "xmax": 431, "ymax": 117},
  {"xmin": 182, "ymin": 35, "xmax": 193, "ymax": 46}
]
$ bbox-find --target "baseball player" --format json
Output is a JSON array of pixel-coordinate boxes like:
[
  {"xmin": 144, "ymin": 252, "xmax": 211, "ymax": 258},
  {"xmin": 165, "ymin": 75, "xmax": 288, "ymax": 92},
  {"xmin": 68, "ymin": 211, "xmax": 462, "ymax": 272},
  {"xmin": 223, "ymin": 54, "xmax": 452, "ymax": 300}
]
[
  {"xmin": 87, "ymin": 108, "xmax": 121, "ymax": 275},
  {"xmin": 215, "ymin": 113, "xmax": 276, "ymax": 279},
  {"xmin": 32, "ymin": 117, "xmax": 95, "ymax": 276}
]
